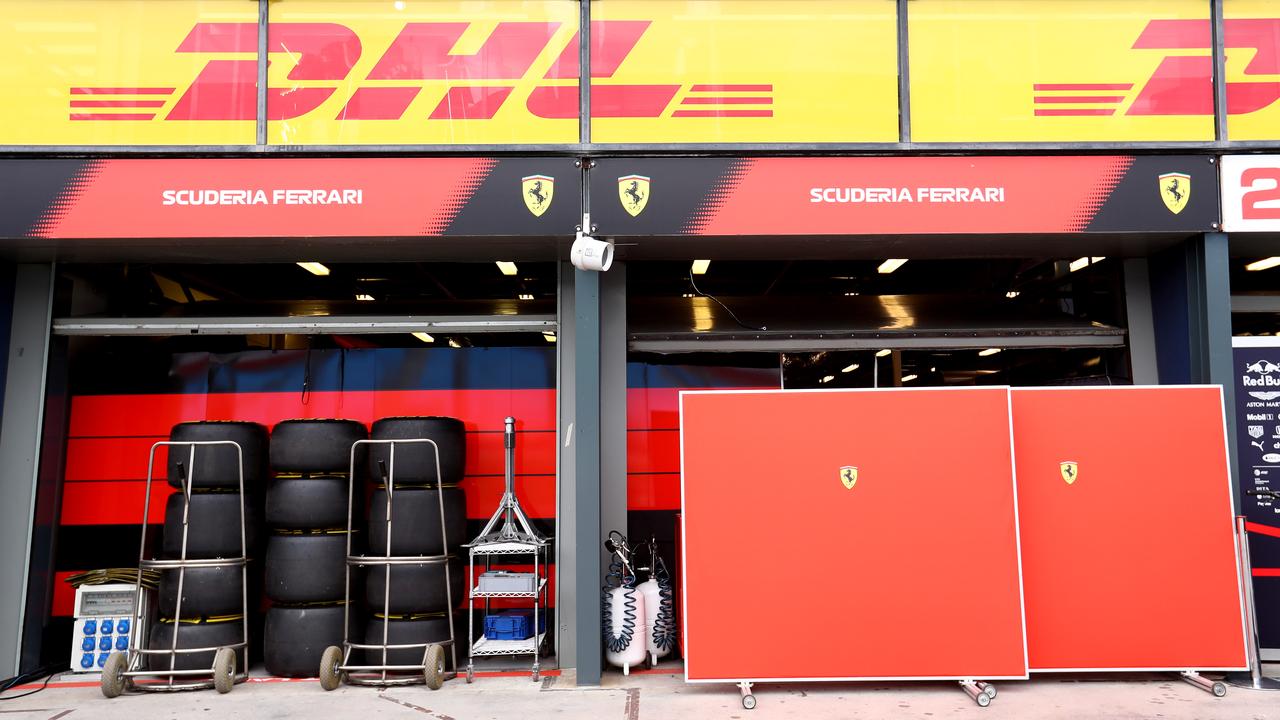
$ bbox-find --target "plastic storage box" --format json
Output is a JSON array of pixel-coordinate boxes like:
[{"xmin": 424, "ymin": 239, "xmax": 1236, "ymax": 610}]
[
  {"xmin": 477, "ymin": 571, "xmax": 537, "ymax": 594},
  {"xmin": 483, "ymin": 610, "xmax": 545, "ymax": 641}
]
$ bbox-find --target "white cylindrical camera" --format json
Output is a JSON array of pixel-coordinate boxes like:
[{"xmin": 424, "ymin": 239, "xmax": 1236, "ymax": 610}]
[{"xmin": 570, "ymin": 233, "xmax": 614, "ymax": 272}]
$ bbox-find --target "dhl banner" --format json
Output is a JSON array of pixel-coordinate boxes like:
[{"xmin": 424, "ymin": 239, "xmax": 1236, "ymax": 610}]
[
  {"xmin": 910, "ymin": 0, "xmax": 1280, "ymax": 142},
  {"xmin": 590, "ymin": 156, "xmax": 1219, "ymax": 235},
  {"xmin": 0, "ymin": 0, "xmax": 897, "ymax": 146},
  {"xmin": 0, "ymin": 158, "xmax": 581, "ymax": 238}
]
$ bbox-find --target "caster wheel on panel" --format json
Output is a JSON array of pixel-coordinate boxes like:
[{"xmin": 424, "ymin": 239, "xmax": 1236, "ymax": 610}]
[
  {"xmin": 976, "ymin": 692, "xmax": 991, "ymax": 708},
  {"xmin": 213, "ymin": 647, "xmax": 236, "ymax": 694},
  {"xmin": 1213, "ymin": 682, "xmax": 1227, "ymax": 698},
  {"xmin": 319, "ymin": 645, "xmax": 344, "ymax": 691},
  {"xmin": 742, "ymin": 694, "xmax": 757, "ymax": 710},
  {"xmin": 100, "ymin": 651, "xmax": 128, "ymax": 698}
]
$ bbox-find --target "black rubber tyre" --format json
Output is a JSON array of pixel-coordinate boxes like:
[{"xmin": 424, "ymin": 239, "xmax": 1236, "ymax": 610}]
[
  {"xmin": 367, "ymin": 417, "xmax": 466, "ymax": 486},
  {"xmin": 161, "ymin": 492, "xmax": 263, "ymax": 560},
  {"xmin": 266, "ymin": 476, "xmax": 351, "ymax": 530},
  {"xmin": 167, "ymin": 421, "xmax": 269, "ymax": 490},
  {"xmin": 362, "ymin": 616, "xmax": 451, "ymax": 667},
  {"xmin": 264, "ymin": 533, "xmax": 348, "ymax": 604},
  {"xmin": 146, "ymin": 619, "xmax": 244, "ymax": 671},
  {"xmin": 270, "ymin": 419, "xmax": 367, "ymax": 473},
  {"xmin": 367, "ymin": 487, "xmax": 466, "ymax": 557},
  {"xmin": 158, "ymin": 565, "xmax": 244, "ymax": 619},
  {"xmin": 264, "ymin": 605, "xmax": 346, "ymax": 678},
  {"xmin": 364, "ymin": 558, "xmax": 464, "ymax": 615}
]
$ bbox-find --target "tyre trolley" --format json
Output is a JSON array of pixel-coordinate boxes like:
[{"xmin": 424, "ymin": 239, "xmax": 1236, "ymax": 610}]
[
  {"xmin": 319, "ymin": 438, "xmax": 458, "ymax": 691},
  {"xmin": 100, "ymin": 441, "xmax": 249, "ymax": 698}
]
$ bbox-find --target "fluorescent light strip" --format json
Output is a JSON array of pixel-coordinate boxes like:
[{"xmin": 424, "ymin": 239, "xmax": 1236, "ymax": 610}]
[
  {"xmin": 1069, "ymin": 257, "xmax": 1090, "ymax": 273},
  {"xmin": 691, "ymin": 259, "xmax": 711, "ymax": 275},
  {"xmin": 820, "ymin": 375, "xmax": 834, "ymax": 383},
  {"xmin": 411, "ymin": 332, "xmax": 434, "ymax": 343},
  {"xmin": 876, "ymin": 349, "xmax": 891, "ymax": 357},
  {"xmin": 355, "ymin": 294, "xmax": 374, "ymax": 302},
  {"xmin": 543, "ymin": 332, "xmax": 557, "ymax": 343},
  {"xmin": 901, "ymin": 374, "xmax": 918, "ymax": 382},
  {"xmin": 979, "ymin": 348, "xmax": 1002, "ymax": 357},
  {"xmin": 297, "ymin": 262, "xmax": 330, "ymax": 276},
  {"xmin": 1247, "ymin": 257, "xmax": 1280, "ymax": 272},
  {"xmin": 841, "ymin": 364, "xmax": 859, "ymax": 373},
  {"xmin": 878, "ymin": 258, "xmax": 908, "ymax": 274},
  {"xmin": 496, "ymin": 261, "xmax": 518, "ymax": 276}
]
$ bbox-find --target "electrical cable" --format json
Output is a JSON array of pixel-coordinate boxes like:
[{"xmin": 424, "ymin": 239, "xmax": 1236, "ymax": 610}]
[
  {"xmin": 0, "ymin": 663, "xmax": 62, "ymax": 700},
  {"xmin": 688, "ymin": 269, "xmax": 767, "ymax": 332}
]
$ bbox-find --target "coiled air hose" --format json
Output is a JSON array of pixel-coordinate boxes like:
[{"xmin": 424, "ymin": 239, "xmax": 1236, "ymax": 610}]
[
  {"xmin": 601, "ymin": 531, "xmax": 638, "ymax": 653},
  {"xmin": 651, "ymin": 553, "xmax": 677, "ymax": 653}
]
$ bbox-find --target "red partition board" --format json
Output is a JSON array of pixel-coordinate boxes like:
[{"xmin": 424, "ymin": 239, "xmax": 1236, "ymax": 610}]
[
  {"xmin": 591, "ymin": 156, "xmax": 1217, "ymax": 236},
  {"xmin": 68, "ymin": 389, "xmax": 556, "ymax": 437},
  {"xmin": 1010, "ymin": 386, "xmax": 1247, "ymax": 672},
  {"xmin": 627, "ymin": 429, "xmax": 680, "ymax": 474},
  {"xmin": 628, "ymin": 473, "xmax": 681, "ymax": 513},
  {"xmin": 0, "ymin": 158, "xmax": 581, "ymax": 239},
  {"xmin": 680, "ymin": 388, "xmax": 1028, "ymax": 682}
]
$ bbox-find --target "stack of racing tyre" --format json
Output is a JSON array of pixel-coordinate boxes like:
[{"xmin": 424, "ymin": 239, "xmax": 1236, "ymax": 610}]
[
  {"xmin": 263, "ymin": 419, "xmax": 367, "ymax": 677},
  {"xmin": 151, "ymin": 421, "xmax": 267, "ymax": 671},
  {"xmin": 362, "ymin": 417, "xmax": 468, "ymax": 667}
]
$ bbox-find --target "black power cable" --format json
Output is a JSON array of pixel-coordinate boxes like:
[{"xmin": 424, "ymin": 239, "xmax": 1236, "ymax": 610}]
[
  {"xmin": 687, "ymin": 269, "xmax": 767, "ymax": 332},
  {"xmin": 0, "ymin": 663, "xmax": 63, "ymax": 700}
]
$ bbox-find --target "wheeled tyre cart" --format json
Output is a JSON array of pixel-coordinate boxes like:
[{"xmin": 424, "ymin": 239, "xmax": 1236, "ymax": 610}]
[
  {"xmin": 318, "ymin": 438, "xmax": 459, "ymax": 690},
  {"xmin": 101, "ymin": 440, "xmax": 250, "ymax": 698}
]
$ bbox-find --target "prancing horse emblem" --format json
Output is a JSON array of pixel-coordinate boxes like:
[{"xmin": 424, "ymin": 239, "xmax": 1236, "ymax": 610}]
[
  {"xmin": 1060, "ymin": 461, "xmax": 1079, "ymax": 485},
  {"xmin": 1159, "ymin": 172, "xmax": 1190, "ymax": 215},
  {"xmin": 522, "ymin": 175, "xmax": 554, "ymax": 217},
  {"xmin": 839, "ymin": 466, "xmax": 858, "ymax": 490},
  {"xmin": 618, "ymin": 175, "xmax": 650, "ymax": 217}
]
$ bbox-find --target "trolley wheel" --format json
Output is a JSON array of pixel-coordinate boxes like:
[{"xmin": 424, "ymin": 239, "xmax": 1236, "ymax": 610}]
[
  {"xmin": 318, "ymin": 645, "xmax": 344, "ymax": 691},
  {"xmin": 975, "ymin": 691, "xmax": 991, "ymax": 708},
  {"xmin": 213, "ymin": 647, "xmax": 236, "ymax": 694},
  {"xmin": 423, "ymin": 644, "xmax": 445, "ymax": 691},
  {"xmin": 465, "ymin": 664, "xmax": 474, "ymax": 684},
  {"xmin": 532, "ymin": 667, "xmax": 540, "ymax": 683},
  {"xmin": 1212, "ymin": 682, "xmax": 1227, "ymax": 698},
  {"xmin": 742, "ymin": 694, "xmax": 757, "ymax": 710},
  {"xmin": 983, "ymin": 683, "xmax": 997, "ymax": 700},
  {"xmin": 100, "ymin": 651, "xmax": 128, "ymax": 698}
]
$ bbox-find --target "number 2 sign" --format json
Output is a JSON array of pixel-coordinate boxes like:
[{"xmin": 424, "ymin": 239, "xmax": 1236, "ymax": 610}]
[{"xmin": 1223, "ymin": 156, "xmax": 1280, "ymax": 231}]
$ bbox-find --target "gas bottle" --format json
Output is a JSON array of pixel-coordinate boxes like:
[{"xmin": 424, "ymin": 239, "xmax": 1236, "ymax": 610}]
[
  {"xmin": 637, "ymin": 577, "xmax": 669, "ymax": 667},
  {"xmin": 603, "ymin": 585, "xmax": 647, "ymax": 674}
]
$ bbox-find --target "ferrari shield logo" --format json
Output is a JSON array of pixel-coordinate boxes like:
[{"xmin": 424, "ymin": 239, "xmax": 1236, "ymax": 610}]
[
  {"xmin": 1060, "ymin": 461, "xmax": 1079, "ymax": 485},
  {"xmin": 618, "ymin": 175, "xmax": 650, "ymax": 217},
  {"xmin": 1159, "ymin": 172, "xmax": 1190, "ymax": 215},
  {"xmin": 839, "ymin": 466, "xmax": 858, "ymax": 490},
  {"xmin": 522, "ymin": 175, "xmax": 554, "ymax": 217}
]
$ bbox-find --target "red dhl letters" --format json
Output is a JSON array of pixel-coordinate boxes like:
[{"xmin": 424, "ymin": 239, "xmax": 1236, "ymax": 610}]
[
  {"xmin": 71, "ymin": 21, "xmax": 774, "ymax": 123},
  {"xmin": 1034, "ymin": 18, "xmax": 1280, "ymax": 117}
]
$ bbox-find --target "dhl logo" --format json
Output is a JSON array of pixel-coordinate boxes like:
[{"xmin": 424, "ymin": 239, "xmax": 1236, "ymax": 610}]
[
  {"xmin": 1033, "ymin": 18, "xmax": 1280, "ymax": 117},
  {"xmin": 67, "ymin": 21, "xmax": 774, "ymax": 123}
]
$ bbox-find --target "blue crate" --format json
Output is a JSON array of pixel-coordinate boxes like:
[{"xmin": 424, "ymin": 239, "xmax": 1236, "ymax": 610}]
[{"xmin": 483, "ymin": 610, "xmax": 545, "ymax": 641}]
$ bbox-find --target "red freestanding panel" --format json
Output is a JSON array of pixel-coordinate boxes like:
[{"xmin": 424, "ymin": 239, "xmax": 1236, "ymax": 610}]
[
  {"xmin": 680, "ymin": 388, "xmax": 1028, "ymax": 683},
  {"xmin": 1010, "ymin": 386, "xmax": 1248, "ymax": 671}
]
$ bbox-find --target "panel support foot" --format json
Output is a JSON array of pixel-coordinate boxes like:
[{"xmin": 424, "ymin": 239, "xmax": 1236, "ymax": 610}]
[{"xmin": 1180, "ymin": 671, "xmax": 1227, "ymax": 697}]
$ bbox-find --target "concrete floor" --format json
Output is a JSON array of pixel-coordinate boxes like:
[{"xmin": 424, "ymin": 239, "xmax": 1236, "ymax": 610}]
[{"xmin": 4, "ymin": 665, "xmax": 1280, "ymax": 719}]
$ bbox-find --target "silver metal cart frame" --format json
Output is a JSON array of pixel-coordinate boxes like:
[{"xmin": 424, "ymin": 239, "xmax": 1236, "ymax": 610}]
[
  {"xmin": 319, "ymin": 438, "xmax": 457, "ymax": 690},
  {"xmin": 465, "ymin": 416, "xmax": 551, "ymax": 682},
  {"xmin": 101, "ymin": 440, "xmax": 249, "ymax": 697}
]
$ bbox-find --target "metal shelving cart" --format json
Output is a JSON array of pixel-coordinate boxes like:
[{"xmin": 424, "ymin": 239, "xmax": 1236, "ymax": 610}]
[
  {"xmin": 101, "ymin": 440, "xmax": 249, "ymax": 698},
  {"xmin": 465, "ymin": 417, "xmax": 551, "ymax": 682},
  {"xmin": 319, "ymin": 438, "xmax": 458, "ymax": 691}
]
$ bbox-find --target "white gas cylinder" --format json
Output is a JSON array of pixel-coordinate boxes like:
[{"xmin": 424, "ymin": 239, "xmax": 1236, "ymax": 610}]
[
  {"xmin": 637, "ymin": 578, "xmax": 672, "ymax": 666},
  {"xmin": 604, "ymin": 586, "xmax": 647, "ymax": 674}
]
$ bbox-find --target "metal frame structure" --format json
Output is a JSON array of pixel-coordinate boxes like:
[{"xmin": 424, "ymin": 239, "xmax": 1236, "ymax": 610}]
[
  {"xmin": 320, "ymin": 438, "xmax": 458, "ymax": 690},
  {"xmin": 101, "ymin": 440, "xmax": 249, "ymax": 697}
]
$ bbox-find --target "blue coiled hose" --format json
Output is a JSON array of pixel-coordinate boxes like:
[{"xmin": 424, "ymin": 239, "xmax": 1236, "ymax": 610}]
[
  {"xmin": 602, "ymin": 533, "xmax": 638, "ymax": 653},
  {"xmin": 651, "ymin": 554, "xmax": 677, "ymax": 652}
]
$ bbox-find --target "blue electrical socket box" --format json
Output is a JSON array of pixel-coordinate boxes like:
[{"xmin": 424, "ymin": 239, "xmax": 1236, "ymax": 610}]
[{"xmin": 483, "ymin": 610, "xmax": 545, "ymax": 641}]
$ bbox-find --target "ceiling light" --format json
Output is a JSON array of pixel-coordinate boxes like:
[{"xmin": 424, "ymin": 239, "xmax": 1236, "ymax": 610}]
[
  {"xmin": 518, "ymin": 293, "xmax": 534, "ymax": 300},
  {"xmin": 1005, "ymin": 291, "xmax": 1020, "ymax": 299},
  {"xmin": 844, "ymin": 292, "xmax": 859, "ymax": 297},
  {"xmin": 447, "ymin": 339, "xmax": 461, "ymax": 348},
  {"xmin": 543, "ymin": 332, "xmax": 557, "ymax": 343},
  {"xmin": 878, "ymin": 258, "xmax": 908, "ymax": 274},
  {"xmin": 297, "ymin": 262, "xmax": 330, "ymax": 276},
  {"xmin": 496, "ymin": 261, "xmax": 518, "ymax": 276},
  {"xmin": 1247, "ymin": 257, "xmax": 1280, "ymax": 271},
  {"xmin": 876, "ymin": 349, "xmax": 891, "ymax": 357},
  {"xmin": 411, "ymin": 332, "xmax": 434, "ymax": 343},
  {"xmin": 901, "ymin": 374, "xmax": 918, "ymax": 382},
  {"xmin": 930, "ymin": 366, "xmax": 937, "ymax": 372},
  {"xmin": 682, "ymin": 293, "xmax": 695, "ymax": 298},
  {"xmin": 979, "ymin": 348, "xmax": 1002, "ymax": 357},
  {"xmin": 1083, "ymin": 356, "xmax": 1102, "ymax": 367},
  {"xmin": 820, "ymin": 375, "xmax": 835, "ymax": 383},
  {"xmin": 355, "ymin": 294, "xmax": 374, "ymax": 302},
  {"xmin": 691, "ymin": 259, "xmax": 711, "ymax": 275},
  {"xmin": 841, "ymin": 363, "xmax": 859, "ymax": 373},
  {"xmin": 1091, "ymin": 256, "xmax": 1106, "ymax": 264},
  {"xmin": 1069, "ymin": 257, "xmax": 1090, "ymax": 273}
]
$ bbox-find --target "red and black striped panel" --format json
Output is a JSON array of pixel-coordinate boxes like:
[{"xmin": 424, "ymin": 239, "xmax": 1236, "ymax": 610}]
[
  {"xmin": 0, "ymin": 158, "xmax": 581, "ymax": 239},
  {"xmin": 590, "ymin": 156, "xmax": 1219, "ymax": 236}
]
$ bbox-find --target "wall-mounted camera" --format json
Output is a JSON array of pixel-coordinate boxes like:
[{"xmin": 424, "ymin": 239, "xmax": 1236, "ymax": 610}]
[{"xmin": 570, "ymin": 232, "xmax": 614, "ymax": 272}]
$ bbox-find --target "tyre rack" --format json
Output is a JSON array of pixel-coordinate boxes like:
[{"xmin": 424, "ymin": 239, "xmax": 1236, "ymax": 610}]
[
  {"xmin": 101, "ymin": 441, "xmax": 249, "ymax": 697},
  {"xmin": 464, "ymin": 417, "xmax": 551, "ymax": 683},
  {"xmin": 319, "ymin": 438, "xmax": 457, "ymax": 690}
]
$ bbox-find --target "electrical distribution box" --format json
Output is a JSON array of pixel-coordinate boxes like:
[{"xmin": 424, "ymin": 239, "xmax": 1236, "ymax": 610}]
[{"xmin": 70, "ymin": 583, "xmax": 137, "ymax": 672}]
